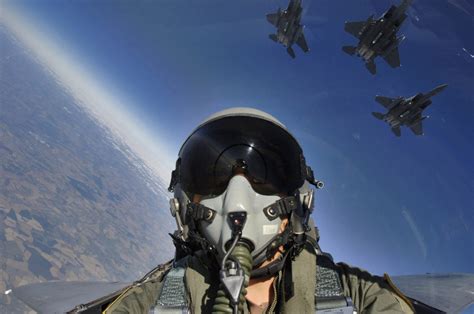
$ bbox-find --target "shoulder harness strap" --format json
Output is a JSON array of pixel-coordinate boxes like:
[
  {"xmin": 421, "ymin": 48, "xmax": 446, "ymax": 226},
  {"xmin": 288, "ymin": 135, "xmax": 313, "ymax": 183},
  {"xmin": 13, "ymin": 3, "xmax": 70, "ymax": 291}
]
[
  {"xmin": 315, "ymin": 254, "xmax": 356, "ymax": 314},
  {"xmin": 150, "ymin": 251, "xmax": 357, "ymax": 313},
  {"xmin": 149, "ymin": 258, "xmax": 189, "ymax": 314}
]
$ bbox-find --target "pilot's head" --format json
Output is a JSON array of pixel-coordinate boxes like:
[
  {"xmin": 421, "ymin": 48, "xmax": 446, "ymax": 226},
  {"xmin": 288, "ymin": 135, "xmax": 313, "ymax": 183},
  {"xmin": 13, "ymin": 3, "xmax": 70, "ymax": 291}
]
[{"xmin": 168, "ymin": 107, "xmax": 321, "ymax": 270}]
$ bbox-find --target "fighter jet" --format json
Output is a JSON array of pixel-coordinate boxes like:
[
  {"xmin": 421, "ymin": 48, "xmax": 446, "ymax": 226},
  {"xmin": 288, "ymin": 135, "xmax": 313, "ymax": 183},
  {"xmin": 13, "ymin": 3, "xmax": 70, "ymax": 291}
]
[
  {"xmin": 372, "ymin": 84, "xmax": 448, "ymax": 136},
  {"xmin": 266, "ymin": 0, "xmax": 309, "ymax": 58},
  {"xmin": 342, "ymin": 0, "xmax": 412, "ymax": 74}
]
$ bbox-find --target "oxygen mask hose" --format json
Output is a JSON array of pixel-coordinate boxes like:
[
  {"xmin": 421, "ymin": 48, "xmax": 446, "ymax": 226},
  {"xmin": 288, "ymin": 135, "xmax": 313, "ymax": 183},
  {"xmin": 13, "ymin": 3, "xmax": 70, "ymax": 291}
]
[{"xmin": 212, "ymin": 212, "xmax": 253, "ymax": 314}]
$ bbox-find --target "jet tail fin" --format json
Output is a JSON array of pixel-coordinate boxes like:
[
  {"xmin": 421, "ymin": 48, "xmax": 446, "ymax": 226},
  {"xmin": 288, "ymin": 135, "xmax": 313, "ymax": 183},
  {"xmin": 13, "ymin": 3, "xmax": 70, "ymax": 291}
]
[
  {"xmin": 269, "ymin": 34, "xmax": 278, "ymax": 42},
  {"xmin": 266, "ymin": 11, "xmax": 280, "ymax": 26},
  {"xmin": 383, "ymin": 47, "xmax": 401, "ymax": 68},
  {"xmin": 344, "ymin": 21, "xmax": 366, "ymax": 39},
  {"xmin": 391, "ymin": 126, "xmax": 401, "ymax": 137},
  {"xmin": 372, "ymin": 112, "xmax": 385, "ymax": 120},
  {"xmin": 342, "ymin": 45, "xmax": 357, "ymax": 56},
  {"xmin": 287, "ymin": 47, "xmax": 296, "ymax": 58},
  {"xmin": 375, "ymin": 96, "xmax": 396, "ymax": 109},
  {"xmin": 366, "ymin": 60, "xmax": 376, "ymax": 75}
]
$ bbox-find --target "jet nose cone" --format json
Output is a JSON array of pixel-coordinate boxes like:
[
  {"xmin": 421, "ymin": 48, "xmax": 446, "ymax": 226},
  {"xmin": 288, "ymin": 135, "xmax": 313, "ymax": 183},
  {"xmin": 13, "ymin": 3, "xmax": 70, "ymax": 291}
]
[{"xmin": 435, "ymin": 84, "xmax": 448, "ymax": 92}]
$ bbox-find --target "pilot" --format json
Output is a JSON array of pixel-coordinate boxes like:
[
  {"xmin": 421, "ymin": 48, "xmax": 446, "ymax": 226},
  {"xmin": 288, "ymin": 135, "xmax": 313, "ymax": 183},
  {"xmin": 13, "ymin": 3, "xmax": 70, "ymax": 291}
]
[{"xmin": 104, "ymin": 108, "xmax": 414, "ymax": 313}]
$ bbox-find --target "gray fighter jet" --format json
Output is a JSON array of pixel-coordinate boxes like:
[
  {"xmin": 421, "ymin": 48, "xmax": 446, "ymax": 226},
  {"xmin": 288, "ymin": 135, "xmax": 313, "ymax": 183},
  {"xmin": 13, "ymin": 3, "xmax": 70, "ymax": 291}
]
[
  {"xmin": 372, "ymin": 84, "xmax": 448, "ymax": 136},
  {"xmin": 266, "ymin": 0, "xmax": 309, "ymax": 58},
  {"xmin": 343, "ymin": 0, "xmax": 412, "ymax": 74}
]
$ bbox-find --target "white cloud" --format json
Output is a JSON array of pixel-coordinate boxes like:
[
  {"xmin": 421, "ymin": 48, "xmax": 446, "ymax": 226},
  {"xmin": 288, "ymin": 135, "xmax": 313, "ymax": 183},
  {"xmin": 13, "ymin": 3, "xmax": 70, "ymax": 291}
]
[{"xmin": 1, "ymin": 6, "xmax": 174, "ymax": 184}]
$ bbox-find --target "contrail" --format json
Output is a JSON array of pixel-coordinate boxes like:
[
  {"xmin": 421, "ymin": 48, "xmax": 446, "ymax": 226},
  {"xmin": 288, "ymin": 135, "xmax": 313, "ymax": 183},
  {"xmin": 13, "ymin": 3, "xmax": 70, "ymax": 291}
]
[{"xmin": 402, "ymin": 208, "xmax": 427, "ymax": 259}]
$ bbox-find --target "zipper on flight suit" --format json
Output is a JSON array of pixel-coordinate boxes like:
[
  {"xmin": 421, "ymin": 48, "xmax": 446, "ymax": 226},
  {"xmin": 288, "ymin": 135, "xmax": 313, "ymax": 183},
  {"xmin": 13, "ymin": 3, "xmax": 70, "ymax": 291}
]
[{"xmin": 265, "ymin": 273, "xmax": 280, "ymax": 313}]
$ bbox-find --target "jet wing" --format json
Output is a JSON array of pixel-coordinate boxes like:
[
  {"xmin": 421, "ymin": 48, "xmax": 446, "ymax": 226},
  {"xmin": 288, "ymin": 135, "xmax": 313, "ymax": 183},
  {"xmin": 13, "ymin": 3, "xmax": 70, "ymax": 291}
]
[
  {"xmin": 375, "ymin": 95, "xmax": 396, "ymax": 109},
  {"xmin": 266, "ymin": 12, "xmax": 280, "ymax": 26},
  {"xmin": 410, "ymin": 122, "xmax": 423, "ymax": 135},
  {"xmin": 409, "ymin": 114, "xmax": 424, "ymax": 135},
  {"xmin": 391, "ymin": 273, "xmax": 474, "ymax": 313},
  {"xmin": 383, "ymin": 47, "xmax": 401, "ymax": 68},
  {"xmin": 419, "ymin": 99, "xmax": 432, "ymax": 110},
  {"xmin": 296, "ymin": 33, "xmax": 309, "ymax": 52},
  {"xmin": 344, "ymin": 21, "xmax": 366, "ymax": 39},
  {"xmin": 10, "ymin": 281, "xmax": 131, "ymax": 313}
]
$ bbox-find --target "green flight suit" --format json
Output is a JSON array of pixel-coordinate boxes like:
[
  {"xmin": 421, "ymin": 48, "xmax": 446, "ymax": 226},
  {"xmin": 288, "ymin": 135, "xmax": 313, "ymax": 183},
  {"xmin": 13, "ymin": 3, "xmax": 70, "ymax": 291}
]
[{"xmin": 103, "ymin": 247, "xmax": 414, "ymax": 314}]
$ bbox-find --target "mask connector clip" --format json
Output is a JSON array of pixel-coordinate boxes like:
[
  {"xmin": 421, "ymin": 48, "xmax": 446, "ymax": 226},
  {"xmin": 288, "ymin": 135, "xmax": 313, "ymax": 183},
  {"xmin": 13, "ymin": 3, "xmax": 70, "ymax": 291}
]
[
  {"xmin": 228, "ymin": 212, "xmax": 247, "ymax": 237},
  {"xmin": 217, "ymin": 212, "xmax": 248, "ymax": 314},
  {"xmin": 219, "ymin": 261, "xmax": 245, "ymax": 309}
]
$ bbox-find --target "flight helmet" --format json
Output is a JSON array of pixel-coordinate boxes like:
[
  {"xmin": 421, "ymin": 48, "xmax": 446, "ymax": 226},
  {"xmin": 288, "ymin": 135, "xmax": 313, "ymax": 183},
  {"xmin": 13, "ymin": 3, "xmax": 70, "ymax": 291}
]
[{"xmin": 168, "ymin": 107, "xmax": 323, "ymax": 268}]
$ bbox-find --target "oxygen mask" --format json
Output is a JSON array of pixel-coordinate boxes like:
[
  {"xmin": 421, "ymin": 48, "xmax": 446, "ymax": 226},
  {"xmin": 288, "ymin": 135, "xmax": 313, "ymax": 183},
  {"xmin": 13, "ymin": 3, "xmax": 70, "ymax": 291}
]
[{"xmin": 198, "ymin": 175, "xmax": 282, "ymax": 262}]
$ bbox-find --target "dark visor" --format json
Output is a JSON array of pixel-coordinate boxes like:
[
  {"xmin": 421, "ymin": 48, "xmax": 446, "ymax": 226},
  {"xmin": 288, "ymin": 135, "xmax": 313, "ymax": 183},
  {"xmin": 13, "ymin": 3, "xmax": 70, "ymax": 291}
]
[{"xmin": 177, "ymin": 116, "xmax": 306, "ymax": 196}]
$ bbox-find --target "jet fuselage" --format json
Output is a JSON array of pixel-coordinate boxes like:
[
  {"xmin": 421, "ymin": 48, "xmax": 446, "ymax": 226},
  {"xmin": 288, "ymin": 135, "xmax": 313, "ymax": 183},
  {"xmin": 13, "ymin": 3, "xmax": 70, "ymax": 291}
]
[
  {"xmin": 267, "ymin": 0, "xmax": 309, "ymax": 58},
  {"xmin": 343, "ymin": 0, "xmax": 412, "ymax": 73},
  {"xmin": 383, "ymin": 96, "xmax": 429, "ymax": 128},
  {"xmin": 355, "ymin": 5, "xmax": 408, "ymax": 62},
  {"xmin": 372, "ymin": 84, "xmax": 447, "ymax": 136},
  {"xmin": 274, "ymin": 1, "xmax": 303, "ymax": 47}
]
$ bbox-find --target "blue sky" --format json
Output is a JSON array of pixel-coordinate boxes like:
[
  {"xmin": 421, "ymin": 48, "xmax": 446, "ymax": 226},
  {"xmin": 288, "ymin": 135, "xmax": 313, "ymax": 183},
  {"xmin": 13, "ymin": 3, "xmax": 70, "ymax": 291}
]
[{"xmin": 2, "ymin": 0, "xmax": 473, "ymax": 276}]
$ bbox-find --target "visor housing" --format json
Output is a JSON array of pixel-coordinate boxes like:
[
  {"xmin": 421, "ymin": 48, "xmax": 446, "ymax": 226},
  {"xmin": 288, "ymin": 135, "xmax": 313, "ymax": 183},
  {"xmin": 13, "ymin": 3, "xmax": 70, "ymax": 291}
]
[{"xmin": 178, "ymin": 116, "xmax": 306, "ymax": 196}]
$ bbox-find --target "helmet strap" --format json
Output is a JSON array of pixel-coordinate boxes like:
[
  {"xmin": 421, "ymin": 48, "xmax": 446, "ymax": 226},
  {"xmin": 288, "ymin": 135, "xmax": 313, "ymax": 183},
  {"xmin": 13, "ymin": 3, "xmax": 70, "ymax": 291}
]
[{"xmin": 168, "ymin": 158, "xmax": 181, "ymax": 192}]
